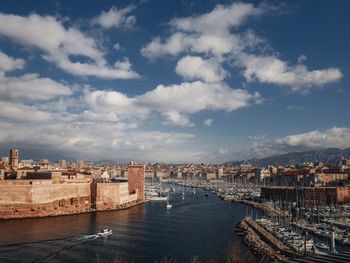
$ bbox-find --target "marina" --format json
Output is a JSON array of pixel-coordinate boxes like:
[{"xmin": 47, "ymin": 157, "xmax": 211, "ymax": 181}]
[{"xmin": 154, "ymin": 179, "xmax": 350, "ymax": 261}]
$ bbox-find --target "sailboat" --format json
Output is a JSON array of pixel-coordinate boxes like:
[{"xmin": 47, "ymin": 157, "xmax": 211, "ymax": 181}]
[
  {"xmin": 182, "ymin": 184, "xmax": 185, "ymax": 199},
  {"xmin": 193, "ymin": 188, "xmax": 196, "ymax": 195},
  {"xmin": 166, "ymin": 192, "xmax": 172, "ymax": 209}
]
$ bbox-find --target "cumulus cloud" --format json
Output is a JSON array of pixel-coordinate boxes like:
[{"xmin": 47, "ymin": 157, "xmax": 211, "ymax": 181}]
[
  {"xmin": 175, "ymin": 56, "xmax": 227, "ymax": 82},
  {"xmin": 92, "ymin": 5, "xmax": 136, "ymax": 29},
  {"xmin": 0, "ymin": 50, "xmax": 25, "ymax": 74},
  {"xmin": 85, "ymin": 90, "xmax": 150, "ymax": 122},
  {"xmin": 141, "ymin": 28, "xmax": 243, "ymax": 59},
  {"xmin": 238, "ymin": 54, "xmax": 343, "ymax": 90},
  {"xmin": 0, "ymin": 13, "xmax": 139, "ymax": 79},
  {"xmin": 84, "ymin": 81, "xmax": 260, "ymax": 126},
  {"xmin": 203, "ymin": 118, "xmax": 213, "ymax": 126},
  {"xmin": 162, "ymin": 111, "xmax": 194, "ymax": 127},
  {"xmin": 274, "ymin": 127, "xmax": 350, "ymax": 150},
  {"xmin": 141, "ymin": 2, "xmax": 262, "ymax": 59},
  {"xmin": 139, "ymin": 81, "xmax": 260, "ymax": 114},
  {"xmin": 141, "ymin": 2, "xmax": 342, "ymax": 91},
  {"xmin": 0, "ymin": 73, "xmax": 72, "ymax": 101},
  {"xmin": 0, "ymin": 101, "xmax": 51, "ymax": 122},
  {"xmin": 169, "ymin": 2, "xmax": 261, "ymax": 35}
]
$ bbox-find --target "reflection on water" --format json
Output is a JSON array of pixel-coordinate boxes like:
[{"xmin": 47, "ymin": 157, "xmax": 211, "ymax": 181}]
[{"xmin": 0, "ymin": 186, "xmax": 257, "ymax": 263}]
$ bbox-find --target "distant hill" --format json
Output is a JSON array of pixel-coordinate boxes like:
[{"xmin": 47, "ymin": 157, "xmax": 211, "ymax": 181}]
[{"xmin": 225, "ymin": 148, "xmax": 350, "ymax": 167}]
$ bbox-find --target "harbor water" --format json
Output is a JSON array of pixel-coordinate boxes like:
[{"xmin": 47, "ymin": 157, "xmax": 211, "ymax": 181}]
[{"xmin": 0, "ymin": 186, "xmax": 257, "ymax": 263}]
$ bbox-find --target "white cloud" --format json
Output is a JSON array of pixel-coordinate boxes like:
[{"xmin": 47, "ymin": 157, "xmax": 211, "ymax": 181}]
[
  {"xmin": 140, "ymin": 81, "xmax": 260, "ymax": 113},
  {"xmin": 141, "ymin": 2, "xmax": 342, "ymax": 91},
  {"xmin": 141, "ymin": 2, "xmax": 263, "ymax": 59},
  {"xmin": 141, "ymin": 28, "xmax": 241, "ymax": 59},
  {"xmin": 0, "ymin": 13, "xmax": 139, "ymax": 79},
  {"xmin": 175, "ymin": 56, "xmax": 227, "ymax": 82},
  {"xmin": 0, "ymin": 101, "xmax": 51, "ymax": 122},
  {"xmin": 207, "ymin": 127, "xmax": 350, "ymax": 162},
  {"xmin": 46, "ymin": 54, "xmax": 140, "ymax": 79},
  {"xmin": 84, "ymin": 81, "xmax": 259, "ymax": 127},
  {"xmin": 203, "ymin": 118, "xmax": 213, "ymax": 126},
  {"xmin": 239, "ymin": 54, "xmax": 343, "ymax": 90},
  {"xmin": 274, "ymin": 127, "xmax": 350, "ymax": 150},
  {"xmin": 92, "ymin": 6, "xmax": 136, "ymax": 29},
  {"xmin": 0, "ymin": 51, "xmax": 25, "ymax": 74},
  {"xmin": 169, "ymin": 2, "xmax": 261, "ymax": 35},
  {"xmin": 85, "ymin": 90, "xmax": 150, "ymax": 121},
  {"xmin": 0, "ymin": 115, "xmax": 199, "ymax": 162},
  {"xmin": 244, "ymin": 127, "xmax": 350, "ymax": 159},
  {"xmin": 141, "ymin": 32, "xmax": 188, "ymax": 59},
  {"xmin": 113, "ymin": 43, "xmax": 121, "ymax": 50},
  {"xmin": 0, "ymin": 73, "xmax": 72, "ymax": 101},
  {"xmin": 162, "ymin": 111, "xmax": 194, "ymax": 127}
]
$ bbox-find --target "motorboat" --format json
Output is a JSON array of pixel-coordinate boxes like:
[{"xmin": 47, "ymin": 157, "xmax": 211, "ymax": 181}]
[
  {"xmin": 342, "ymin": 237, "xmax": 350, "ymax": 246},
  {"xmin": 97, "ymin": 229, "xmax": 112, "ymax": 237},
  {"xmin": 315, "ymin": 242, "xmax": 329, "ymax": 251}
]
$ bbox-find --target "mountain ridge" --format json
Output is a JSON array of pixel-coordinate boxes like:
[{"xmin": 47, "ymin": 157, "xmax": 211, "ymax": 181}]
[{"xmin": 225, "ymin": 148, "xmax": 350, "ymax": 167}]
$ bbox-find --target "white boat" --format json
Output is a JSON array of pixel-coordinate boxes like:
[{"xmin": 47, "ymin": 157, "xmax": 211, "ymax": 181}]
[
  {"xmin": 166, "ymin": 192, "xmax": 172, "ymax": 209},
  {"xmin": 97, "ymin": 229, "xmax": 112, "ymax": 237},
  {"xmin": 342, "ymin": 238, "xmax": 350, "ymax": 246},
  {"xmin": 315, "ymin": 242, "xmax": 329, "ymax": 251},
  {"xmin": 145, "ymin": 191, "xmax": 159, "ymax": 197}
]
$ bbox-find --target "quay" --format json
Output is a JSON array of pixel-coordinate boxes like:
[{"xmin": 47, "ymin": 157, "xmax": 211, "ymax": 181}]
[{"xmin": 236, "ymin": 217, "xmax": 295, "ymax": 262}]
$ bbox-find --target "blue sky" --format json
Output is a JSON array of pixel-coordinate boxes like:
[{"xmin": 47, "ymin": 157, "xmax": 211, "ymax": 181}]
[{"xmin": 0, "ymin": 0, "xmax": 349, "ymax": 162}]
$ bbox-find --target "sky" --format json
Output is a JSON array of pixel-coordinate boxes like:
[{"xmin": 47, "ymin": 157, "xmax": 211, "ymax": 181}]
[{"xmin": 0, "ymin": 0, "xmax": 349, "ymax": 163}]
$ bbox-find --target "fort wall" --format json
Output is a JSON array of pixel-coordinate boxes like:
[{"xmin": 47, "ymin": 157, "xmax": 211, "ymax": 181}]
[
  {"xmin": 127, "ymin": 164, "xmax": 145, "ymax": 201},
  {"xmin": 0, "ymin": 180, "xmax": 91, "ymax": 219},
  {"xmin": 91, "ymin": 182, "xmax": 137, "ymax": 210}
]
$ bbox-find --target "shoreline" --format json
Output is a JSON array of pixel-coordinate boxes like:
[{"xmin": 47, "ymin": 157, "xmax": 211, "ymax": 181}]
[
  {"xmin": 236, "ymin": 217, "xmax": 296, "ymax": 262},
  {"xmin": 0, "ymin": 200, "xmax": 149, "ymax": 221}
]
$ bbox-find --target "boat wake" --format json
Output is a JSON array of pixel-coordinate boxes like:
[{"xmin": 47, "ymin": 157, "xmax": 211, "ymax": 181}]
[
  {"xmin": 31, "ymin": 234, "xmax": 99, "ymax": 263},
  {"xmin": 0, "ymin": 234, "xmax": 99, "ymax": 248}
]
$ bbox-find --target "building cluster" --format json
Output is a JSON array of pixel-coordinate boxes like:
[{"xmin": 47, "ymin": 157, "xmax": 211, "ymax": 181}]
[
  {"xmin": 0, "ymin": 149, "xmax": 145, "ymax": 219},
  {"xmin": 1, "ymin": 148, "xmax": 350, "ymax": 215},
  {"xmin": 143, "ymin": 161, "xmax": 350, "ymax": 206},
  {"xmin": 143, "ymin": 163, "xmax": 256, "ymax": 181}
]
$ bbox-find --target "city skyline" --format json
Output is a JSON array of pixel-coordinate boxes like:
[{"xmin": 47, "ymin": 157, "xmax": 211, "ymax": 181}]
[{"xmin": 0, "ymin": 0, "xmax": 349, "ymax": 162}]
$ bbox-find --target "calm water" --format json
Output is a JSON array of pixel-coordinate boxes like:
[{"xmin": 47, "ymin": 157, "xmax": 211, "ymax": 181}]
[{"xmin": 0, "ymin": 186, "xmax": 258, "ymax": 263}]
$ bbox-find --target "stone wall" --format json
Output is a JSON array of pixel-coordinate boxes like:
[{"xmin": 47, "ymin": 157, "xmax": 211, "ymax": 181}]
[
  {"xmin": 0, "ymin": 179, "xmax": 91, "ymax": 219},
  {"xmin": 127, "ymin": 164, "xmax": 145, "ymax": 201},
  {"xmin": 0, "ymin": 172, "xmax": 144, "ymax": 219},
  {"xmin": 91, "ymin": 182, "xmax": 137, "ymax": 211}
]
